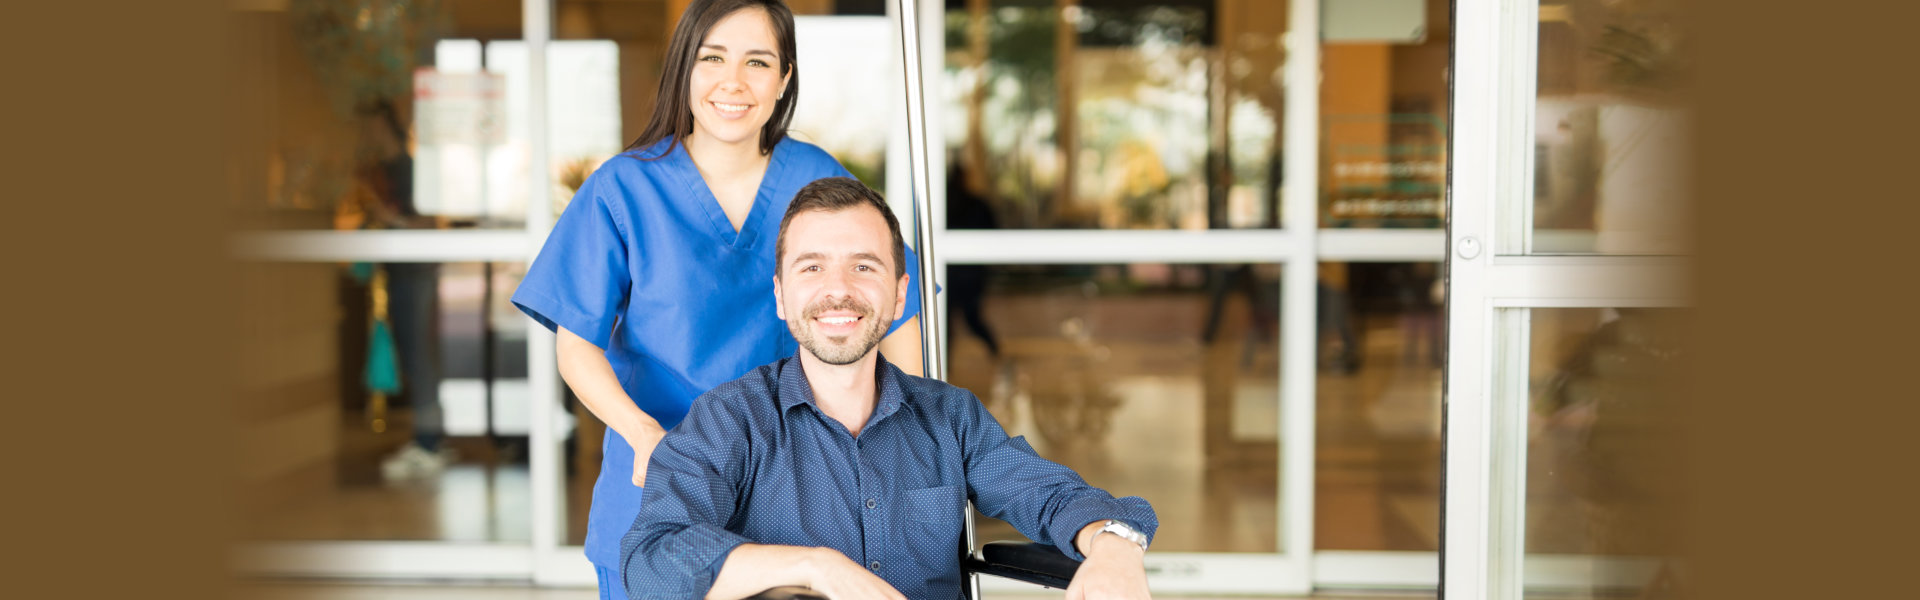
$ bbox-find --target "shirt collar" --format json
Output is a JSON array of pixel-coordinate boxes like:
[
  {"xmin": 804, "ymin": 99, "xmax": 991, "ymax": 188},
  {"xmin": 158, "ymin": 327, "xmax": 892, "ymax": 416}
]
[{"xmin": 775, "ymin": 353, "xmax": 908, "ymax": 424}]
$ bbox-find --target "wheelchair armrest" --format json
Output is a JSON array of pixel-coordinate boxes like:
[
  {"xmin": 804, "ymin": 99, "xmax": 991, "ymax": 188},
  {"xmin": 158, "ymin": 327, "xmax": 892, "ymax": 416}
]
[
  {"xmin": 744, "ymin": 586, "xmax": 829, "ymax": 600},
  {"xmin": 962, "ymin": 541, "xmax": 1082, "ymax": 590}
]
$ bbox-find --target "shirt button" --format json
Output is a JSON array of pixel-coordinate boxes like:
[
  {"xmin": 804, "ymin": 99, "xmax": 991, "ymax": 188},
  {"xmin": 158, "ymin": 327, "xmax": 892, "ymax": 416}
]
[
  {"xmin": 868, "ymin": 560, "xmax": 881, "ymax": 572},
  {"xmin": 866, "ymin": 498, "xmax": 877, "ymax": 509}
]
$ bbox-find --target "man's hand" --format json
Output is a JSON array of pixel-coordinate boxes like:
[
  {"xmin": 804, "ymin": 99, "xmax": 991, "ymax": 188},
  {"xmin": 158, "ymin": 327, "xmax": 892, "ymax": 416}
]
[
  {"xmin": 1066, "ymin": 524, "xmax": 1151, "ymax": 600},
  {"xmin": 801, "ymin": 547, "xmax": 909, "ymax": 600},
  {"xmin": 627, "ymin": 423, "xmax": 667, "ymax": 487}
]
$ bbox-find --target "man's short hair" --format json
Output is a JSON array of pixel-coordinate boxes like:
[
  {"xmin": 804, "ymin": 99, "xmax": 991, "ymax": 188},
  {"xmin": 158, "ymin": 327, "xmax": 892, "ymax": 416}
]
[{"xmin": 776, "ymin": 177, "xmax": 908, "ymax": 277}]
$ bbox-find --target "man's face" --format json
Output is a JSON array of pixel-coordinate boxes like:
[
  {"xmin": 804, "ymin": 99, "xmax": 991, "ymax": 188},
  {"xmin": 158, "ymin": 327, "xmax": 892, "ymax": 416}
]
[{"xmin": 775, "ymin": 207, "xmax": 909, "ymax": 366}]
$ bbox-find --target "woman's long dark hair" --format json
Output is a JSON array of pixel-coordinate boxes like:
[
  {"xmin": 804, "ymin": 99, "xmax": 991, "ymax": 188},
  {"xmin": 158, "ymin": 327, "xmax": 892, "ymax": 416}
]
[{"xmin": 627, "ymin": 0, "xmax": 798, "ymax": 160}]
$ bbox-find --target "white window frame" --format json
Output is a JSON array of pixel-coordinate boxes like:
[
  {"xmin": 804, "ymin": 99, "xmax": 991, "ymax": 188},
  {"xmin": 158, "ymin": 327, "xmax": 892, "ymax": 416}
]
[{"xmin": 1443, "ymin": 0, "xmax": 1690, "ymax": 598}]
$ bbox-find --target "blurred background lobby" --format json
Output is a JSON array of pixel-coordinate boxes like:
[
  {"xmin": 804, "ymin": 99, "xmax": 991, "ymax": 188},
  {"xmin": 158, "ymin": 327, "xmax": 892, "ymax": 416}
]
[{"xmin": 229, "ymin": 0, "xmax": 1689, "ymax": 597}]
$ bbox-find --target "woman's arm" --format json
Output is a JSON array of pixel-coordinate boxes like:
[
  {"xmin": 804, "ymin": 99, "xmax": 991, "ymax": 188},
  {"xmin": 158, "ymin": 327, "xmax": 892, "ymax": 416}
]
[
  {"xmin": 558, "ymin": 325, "xmax": 666, "ymax": 486},
  {"xmin": 878, "ymin": 316, "xmax": 924, "ymax": 377}
]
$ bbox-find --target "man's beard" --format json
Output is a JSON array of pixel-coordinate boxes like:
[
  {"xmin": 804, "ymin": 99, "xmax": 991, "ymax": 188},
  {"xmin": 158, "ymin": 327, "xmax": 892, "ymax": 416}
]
[{"xmin": 791, "ymin": 296, "xmax": 892, "ymax": 366}]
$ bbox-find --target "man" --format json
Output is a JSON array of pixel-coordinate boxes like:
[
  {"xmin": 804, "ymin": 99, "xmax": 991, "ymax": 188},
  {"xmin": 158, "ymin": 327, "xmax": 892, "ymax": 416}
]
[{"xmin": 620, "ymin": 177, "xmax": 1156, "ymax": 600}]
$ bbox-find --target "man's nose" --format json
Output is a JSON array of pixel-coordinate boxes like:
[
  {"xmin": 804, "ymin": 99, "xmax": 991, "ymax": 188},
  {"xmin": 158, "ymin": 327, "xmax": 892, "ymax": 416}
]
[{"xmin": 818, "ymin": 266, "xmax": 854, "ymax": 296}]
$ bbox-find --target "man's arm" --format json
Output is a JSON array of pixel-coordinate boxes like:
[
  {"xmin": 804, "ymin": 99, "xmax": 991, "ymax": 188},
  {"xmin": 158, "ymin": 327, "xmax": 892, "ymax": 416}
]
[
  {"xmin": 707, "ymin": 545, "xmax": 908, "ymax": 600},
  {"xmin": 619, "ymin": 383, "xmax": 910, "ymax": 600},
  {"xmin": 951, "ymin": 388, "xmax": 1158, "ymax": 558},
  {"xmin": 618, "ymin": 389, "xmax": 757, "ymax": 598},
  {"xmin": 947, "ymin": 388, "xmax": 1157, "ymax": 596}
]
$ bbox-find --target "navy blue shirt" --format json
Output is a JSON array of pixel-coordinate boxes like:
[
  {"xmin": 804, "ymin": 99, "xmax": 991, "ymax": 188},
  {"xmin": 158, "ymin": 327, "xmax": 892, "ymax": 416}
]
[{"xmin": 619, "ymin": 356, "xmax": 1158, "ymax": 599}]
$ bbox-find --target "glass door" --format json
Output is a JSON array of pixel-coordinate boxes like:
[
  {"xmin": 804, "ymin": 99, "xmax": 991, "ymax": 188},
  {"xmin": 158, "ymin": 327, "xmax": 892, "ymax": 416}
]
[{"xmin": 1444, "ymin": 0, "xmax": 1691, "ymax": 598}]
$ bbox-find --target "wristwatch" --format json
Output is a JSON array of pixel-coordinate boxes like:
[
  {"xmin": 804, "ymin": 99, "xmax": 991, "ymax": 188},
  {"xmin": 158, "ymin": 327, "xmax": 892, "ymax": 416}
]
[{"xmin": 1089, "ymin": 519, "xmax": 1149, "ymax": 553}]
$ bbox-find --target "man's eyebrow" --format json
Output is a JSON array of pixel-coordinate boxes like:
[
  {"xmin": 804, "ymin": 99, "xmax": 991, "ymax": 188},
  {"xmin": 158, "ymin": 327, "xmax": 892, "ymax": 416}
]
[
  {"xmin": 786, "ymin": 251, "xmax": 886, "ymax": 267},
  {"xmin": 788, "ymin": 251, "xmax": 825, "ymax": 265},
  {"xmin": 699, "ymin": 43, "xmax": 778, "ymax": 58}
]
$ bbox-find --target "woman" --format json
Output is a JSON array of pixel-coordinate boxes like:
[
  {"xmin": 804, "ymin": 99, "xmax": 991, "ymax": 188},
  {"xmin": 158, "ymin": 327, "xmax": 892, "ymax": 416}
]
[{"xmin": 510, "ymin": 1, "xmax": 925, "ymax": 596}]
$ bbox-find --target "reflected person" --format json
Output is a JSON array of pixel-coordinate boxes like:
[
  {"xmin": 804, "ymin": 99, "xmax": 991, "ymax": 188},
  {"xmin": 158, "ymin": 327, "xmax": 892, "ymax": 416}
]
[
  {"xmin": 621, "ymin": 178, "xmax": 1158, "ymax": 600},
  {"xmin": 509, "ymin": 2, "xmax": 928, "ymax": 598}
]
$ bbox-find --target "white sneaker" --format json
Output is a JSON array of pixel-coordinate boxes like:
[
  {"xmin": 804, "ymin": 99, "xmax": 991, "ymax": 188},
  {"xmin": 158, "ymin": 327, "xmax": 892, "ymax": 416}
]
[{"xmin": 381, "ymin": 442, "xmax": 452, "ymax": 481}]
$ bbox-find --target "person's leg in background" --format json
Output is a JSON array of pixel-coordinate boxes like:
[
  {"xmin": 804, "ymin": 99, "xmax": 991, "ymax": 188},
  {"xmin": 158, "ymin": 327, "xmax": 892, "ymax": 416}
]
[{"xmin": 383, "ymin": 262, "xmax": 450, "ymax": 479}]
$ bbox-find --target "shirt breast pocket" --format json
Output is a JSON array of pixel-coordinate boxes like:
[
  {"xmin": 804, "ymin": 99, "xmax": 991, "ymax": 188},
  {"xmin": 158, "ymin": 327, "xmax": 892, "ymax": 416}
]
[
  {"xmin": 901, "ymin": 484, "xmax": 964, "ymax": 525},
  {"xmin": 898, "ymin": 484, "xmax": 966, "ymax": 576}
]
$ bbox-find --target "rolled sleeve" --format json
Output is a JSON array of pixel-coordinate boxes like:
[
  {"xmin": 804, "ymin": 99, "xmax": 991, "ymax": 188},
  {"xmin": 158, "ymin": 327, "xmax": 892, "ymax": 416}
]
[
  {"xmin": 1045, "ymin": 494, "xmax": 1160, "ymax": 561},
  {"xmin": 623, "ymin": 518, "xmax": 751, "ymax": 599}
]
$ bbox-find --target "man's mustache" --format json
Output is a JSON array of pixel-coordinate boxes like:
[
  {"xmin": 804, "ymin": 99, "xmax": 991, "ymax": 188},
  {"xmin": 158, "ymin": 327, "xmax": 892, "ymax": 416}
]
[{"xmin": 801, "ymin": 297, "xmax": 873, "ymax": 321}]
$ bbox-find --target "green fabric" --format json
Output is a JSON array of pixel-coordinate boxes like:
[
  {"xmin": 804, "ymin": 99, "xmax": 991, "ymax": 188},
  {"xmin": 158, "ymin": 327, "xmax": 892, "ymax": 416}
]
[{"xmin": 365, "ymin": 319, "xmax": 403, "ymax": 394}]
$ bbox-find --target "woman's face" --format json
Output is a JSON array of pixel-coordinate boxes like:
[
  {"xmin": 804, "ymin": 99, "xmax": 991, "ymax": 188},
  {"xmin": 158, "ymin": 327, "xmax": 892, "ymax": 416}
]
[{"xmin": 686, "ymin": 7, "xmax": 789, "ymax": 152}]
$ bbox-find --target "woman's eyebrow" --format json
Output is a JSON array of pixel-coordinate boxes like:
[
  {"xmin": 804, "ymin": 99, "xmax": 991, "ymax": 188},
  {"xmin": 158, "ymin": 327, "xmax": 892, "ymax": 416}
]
[{"xmin": 699, "ymin": 43, "xmax": 777, "ymax": 58}]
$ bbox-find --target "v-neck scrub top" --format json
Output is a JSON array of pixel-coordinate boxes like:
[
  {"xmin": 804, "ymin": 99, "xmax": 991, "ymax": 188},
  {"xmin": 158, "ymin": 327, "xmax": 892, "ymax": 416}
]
[{"xmin": 511, "ymin": 137, "xmax": 925, "ymax": 567}]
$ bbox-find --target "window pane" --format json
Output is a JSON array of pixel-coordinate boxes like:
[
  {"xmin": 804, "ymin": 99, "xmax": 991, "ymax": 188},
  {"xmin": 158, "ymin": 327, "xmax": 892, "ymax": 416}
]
[
  {"xmin": 943, "ymin": 1, "xmax": 1287, "ymax": 230},
  {"xmin": 1320, "ymin": 0, "xmax": 1451, "ymax": 229},
  {"xmin": 946, "ymin": 263, "xmax": 1282, "ymax": 553},
  {"xmin": 1532, "ymin": 0, "xmax": 1691, "ymax": 254},
  {"xmin": 1524, "ymin": 308, "xmax": 1688, "ymax": 597},
  {"xmin": 1314, "ymin": 262, "xmax": 1444, "ymax": 551},
  {"xmin": 239, "ymin": 262, "xmax": 535, "ymax": 543},
  {"xmin": 229, "ymin": 0, "xmax": 532, "ymax": 230}
]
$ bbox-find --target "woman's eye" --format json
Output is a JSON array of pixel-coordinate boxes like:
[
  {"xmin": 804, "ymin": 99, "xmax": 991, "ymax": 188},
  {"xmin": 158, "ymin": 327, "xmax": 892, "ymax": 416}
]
[
  {"xmin": 748, "ymin": 58, "xmax": 770, "ymax": 68},
  {"xmin": 699, "ymin": 55, "xmax": 722, "ymax": 63}
]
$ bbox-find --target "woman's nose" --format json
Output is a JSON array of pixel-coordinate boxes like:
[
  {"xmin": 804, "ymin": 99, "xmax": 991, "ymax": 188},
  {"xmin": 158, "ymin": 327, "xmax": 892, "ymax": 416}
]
[{"xmin": 719, "ymin": 63, "xmax": 748, "ymax": 89}]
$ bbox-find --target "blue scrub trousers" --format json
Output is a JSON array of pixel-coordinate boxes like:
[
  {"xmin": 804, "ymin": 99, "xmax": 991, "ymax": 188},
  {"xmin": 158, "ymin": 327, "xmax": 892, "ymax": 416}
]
[{"xmin": 596, "ymin": 564, "xmax": 627, "ymax": 600}]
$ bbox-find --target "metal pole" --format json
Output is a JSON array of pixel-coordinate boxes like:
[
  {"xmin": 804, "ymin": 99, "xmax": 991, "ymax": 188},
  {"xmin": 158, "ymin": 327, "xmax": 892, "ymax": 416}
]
[{"xmin": 895, "ymin": 0, "xmax": 944, "ymax": 382}]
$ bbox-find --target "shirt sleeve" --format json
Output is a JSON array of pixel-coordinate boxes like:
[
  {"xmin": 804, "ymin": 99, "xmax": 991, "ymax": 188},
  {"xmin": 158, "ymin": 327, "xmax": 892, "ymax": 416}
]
[
  {"xmin": 618, "ymin": 386, "xmax": 755, "ymax": 598},
  {"xmin": 953, "ymin": 389, "xmax": 1158, "ymax": 561},
  {"xmin": 510, "ymin": 174, "xmax": 632, "ymax": 350}
]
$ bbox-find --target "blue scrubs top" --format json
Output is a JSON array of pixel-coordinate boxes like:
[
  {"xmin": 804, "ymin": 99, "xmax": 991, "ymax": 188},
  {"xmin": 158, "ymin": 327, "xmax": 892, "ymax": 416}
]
[{"xmin": 511, "ymin": 136, "xmax": 925, "ymax": 567}]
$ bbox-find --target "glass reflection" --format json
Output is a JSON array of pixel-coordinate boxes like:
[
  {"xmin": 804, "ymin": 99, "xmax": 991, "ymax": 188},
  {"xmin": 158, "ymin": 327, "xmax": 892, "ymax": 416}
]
[
  {"xmin": 238, "ymin": 262, "xmax": 535, "ymax": 543},
  {"xmin": 946, "ymin": 263, "xmax": 1281, "ymax": 553},
  {"xmin": 943, "ymin": 1, "xmax": 1285, "ymax": 230},
  {"xmin": 1319, "ymin": 0, "xmax": 1452, "ymax": 229},
  {"xmin": 230, "ymin": 0, "xmax": 542, "ymax": 230},
  {"xmin": 1314, "ymin": 262, "xmax": 1444, "ymax": 551},
  {"xmin": 1525, "ymin": 308, "xmax": 1687, "ymax": 598},
  {"xmin": 1533, "ymin": 0, "xmax": 1691, "ymax": 254}
]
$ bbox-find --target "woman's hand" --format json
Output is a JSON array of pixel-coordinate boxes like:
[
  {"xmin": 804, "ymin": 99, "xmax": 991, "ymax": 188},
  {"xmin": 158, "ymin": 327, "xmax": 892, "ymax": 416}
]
[{"xmin": 628, "ymin": 423, "xmax": 668, "ymax": 487}]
